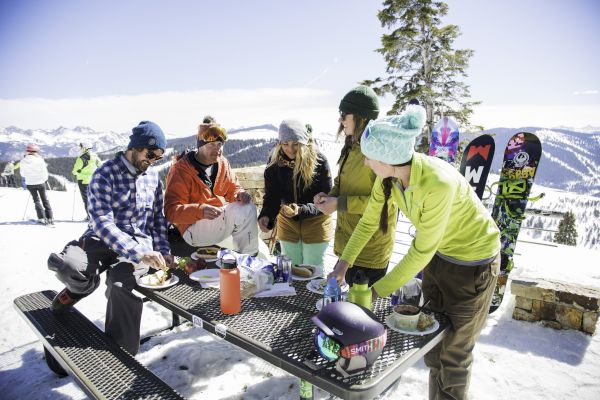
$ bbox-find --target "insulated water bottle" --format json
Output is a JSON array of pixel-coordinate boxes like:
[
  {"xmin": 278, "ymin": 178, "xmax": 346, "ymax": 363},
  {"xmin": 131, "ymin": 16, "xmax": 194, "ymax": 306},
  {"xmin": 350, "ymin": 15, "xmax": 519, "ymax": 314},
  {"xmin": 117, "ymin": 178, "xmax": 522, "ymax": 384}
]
[
  {"xmin": 347, "ymin": 270, "xmax": 372, "ymax": 309},
  {"xmin": 220, "ymin": 258, "xmax": 241, "ymax": 314}
]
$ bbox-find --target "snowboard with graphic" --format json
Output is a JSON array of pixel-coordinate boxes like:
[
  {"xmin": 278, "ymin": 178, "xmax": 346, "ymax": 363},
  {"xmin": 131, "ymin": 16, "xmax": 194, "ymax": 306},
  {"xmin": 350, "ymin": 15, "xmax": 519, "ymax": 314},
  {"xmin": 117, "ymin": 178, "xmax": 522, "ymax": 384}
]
[
  {"xmin": 489, "ymin": 132, "xmax": 542, "ymax": 313},
  {"xmin": 429, "ymin": 116, "xmax": 460, "ymax": 163},
  {"xmin": 459, "ymin": 134, "xmax": 495, "ymax": 199}
]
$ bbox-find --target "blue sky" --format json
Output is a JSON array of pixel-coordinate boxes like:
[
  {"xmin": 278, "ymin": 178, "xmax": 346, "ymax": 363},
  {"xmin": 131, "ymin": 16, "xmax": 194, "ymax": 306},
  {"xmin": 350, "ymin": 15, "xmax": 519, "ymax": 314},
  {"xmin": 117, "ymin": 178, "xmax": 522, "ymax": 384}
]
[{"xmin": 1, "ymin": 0, "xmax": 599, "ymax": 135}]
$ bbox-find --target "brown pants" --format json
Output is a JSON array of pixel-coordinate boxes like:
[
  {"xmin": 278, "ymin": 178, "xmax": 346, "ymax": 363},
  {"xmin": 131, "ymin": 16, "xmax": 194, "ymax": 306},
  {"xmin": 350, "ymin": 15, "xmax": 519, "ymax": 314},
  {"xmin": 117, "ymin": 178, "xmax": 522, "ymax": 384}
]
[{"xmin": 422, "ymin": 254, "xmax": 499, "ymax": 400}]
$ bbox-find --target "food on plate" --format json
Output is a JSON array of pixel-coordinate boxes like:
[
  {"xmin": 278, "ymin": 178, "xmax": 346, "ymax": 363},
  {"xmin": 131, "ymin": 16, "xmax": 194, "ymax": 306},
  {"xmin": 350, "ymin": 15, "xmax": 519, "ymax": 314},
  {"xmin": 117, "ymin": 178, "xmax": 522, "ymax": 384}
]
[
  {"xmin": 292, "ymin": 265, "xmax": 313, "ymax": 278},
  {"xmin": 147, "ymin": 269, "xmax": 169, "ymax": 286},
  {"xmin": 417, "ymin": 312, "xmax": 435, "ymax": 331},
  {"xmin": 193, "ymin": 246, "xmax": 221, "ymax": 260}
]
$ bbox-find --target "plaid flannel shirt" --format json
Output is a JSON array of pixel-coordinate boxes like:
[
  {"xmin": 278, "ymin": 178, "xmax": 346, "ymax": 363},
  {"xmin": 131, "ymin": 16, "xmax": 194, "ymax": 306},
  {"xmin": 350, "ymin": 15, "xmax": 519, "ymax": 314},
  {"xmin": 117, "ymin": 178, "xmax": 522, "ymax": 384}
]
[{"xmin": 82, "ymin": 153, "xmax": 170, "ymax": 264}]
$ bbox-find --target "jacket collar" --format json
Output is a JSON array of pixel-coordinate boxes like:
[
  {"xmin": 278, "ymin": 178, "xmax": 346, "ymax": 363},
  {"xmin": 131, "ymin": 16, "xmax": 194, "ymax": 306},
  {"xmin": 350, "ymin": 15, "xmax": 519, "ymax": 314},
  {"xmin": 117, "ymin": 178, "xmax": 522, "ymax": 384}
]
[{"xmin": 407, "ymin": 152, "xmax": 424, "ymax": 191}]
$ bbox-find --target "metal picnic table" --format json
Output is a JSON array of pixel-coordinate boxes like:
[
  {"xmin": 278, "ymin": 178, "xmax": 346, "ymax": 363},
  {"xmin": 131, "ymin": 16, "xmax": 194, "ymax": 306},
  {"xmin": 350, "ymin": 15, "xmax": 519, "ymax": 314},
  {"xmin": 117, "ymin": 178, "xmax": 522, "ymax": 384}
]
[{"xmin": 135, "ymin": 268, "xmax": 449, "ymax": 400}]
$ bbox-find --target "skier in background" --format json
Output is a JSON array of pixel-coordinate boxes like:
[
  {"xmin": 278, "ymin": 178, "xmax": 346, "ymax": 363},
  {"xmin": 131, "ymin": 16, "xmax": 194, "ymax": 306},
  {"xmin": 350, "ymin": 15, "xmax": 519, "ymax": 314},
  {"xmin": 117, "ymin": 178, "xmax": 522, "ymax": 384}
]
[
  {"xmin": 1, "ymin": 160, "xmax": 16, "ymax": 187},
  {"xmin": 72, "ymin": 141, "xmax": 102, "ymax": 219},
  {"xmin": 20, "ymin": 144, "xmax": 54, "ymax": 225}
]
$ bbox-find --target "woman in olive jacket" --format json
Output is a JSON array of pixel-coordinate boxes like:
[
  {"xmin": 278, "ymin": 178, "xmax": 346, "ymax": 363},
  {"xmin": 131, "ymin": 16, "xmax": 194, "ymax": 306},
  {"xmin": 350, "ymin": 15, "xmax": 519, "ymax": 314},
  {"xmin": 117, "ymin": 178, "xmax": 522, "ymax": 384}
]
[
  {"xmin": 258, "ymin": 120, "xmax": 333, "ymax": 269},
  {"xmin": 314, "ymin": 86, "xmax": 397, "ymax": 286}
]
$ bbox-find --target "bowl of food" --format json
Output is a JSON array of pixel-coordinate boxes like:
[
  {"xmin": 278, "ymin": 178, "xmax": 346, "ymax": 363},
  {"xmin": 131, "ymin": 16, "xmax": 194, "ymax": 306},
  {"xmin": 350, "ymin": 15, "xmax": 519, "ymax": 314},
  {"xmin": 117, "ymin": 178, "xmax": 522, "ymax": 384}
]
[{"xmin": 390, "ymin": 304, "xmax": 421, "ymax": 331}]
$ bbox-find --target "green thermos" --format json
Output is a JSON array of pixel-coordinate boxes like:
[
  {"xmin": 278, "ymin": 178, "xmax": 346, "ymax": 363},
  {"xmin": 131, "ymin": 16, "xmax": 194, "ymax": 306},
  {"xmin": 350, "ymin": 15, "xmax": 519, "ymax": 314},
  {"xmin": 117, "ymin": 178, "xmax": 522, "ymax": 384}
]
[{"xmin": 347, "ymin": 270, "xmax": 372, "ymax": 309}]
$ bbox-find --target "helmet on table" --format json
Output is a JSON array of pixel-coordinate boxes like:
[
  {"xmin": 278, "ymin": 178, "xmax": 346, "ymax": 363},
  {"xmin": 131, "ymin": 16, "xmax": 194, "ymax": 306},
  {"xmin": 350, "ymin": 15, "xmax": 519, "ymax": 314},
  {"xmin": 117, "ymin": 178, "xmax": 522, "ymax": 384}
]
[{"xmin": 311, "ymin": 301, "xmax": 387, "ymax": 376}]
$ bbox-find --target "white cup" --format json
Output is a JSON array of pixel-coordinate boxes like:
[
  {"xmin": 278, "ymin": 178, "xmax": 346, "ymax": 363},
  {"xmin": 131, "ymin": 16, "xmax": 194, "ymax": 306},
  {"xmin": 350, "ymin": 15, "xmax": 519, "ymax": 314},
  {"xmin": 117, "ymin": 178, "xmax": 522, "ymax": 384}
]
[{"xmin": 390, "ymin": 304, "xmax": 421, "ymax": 330}]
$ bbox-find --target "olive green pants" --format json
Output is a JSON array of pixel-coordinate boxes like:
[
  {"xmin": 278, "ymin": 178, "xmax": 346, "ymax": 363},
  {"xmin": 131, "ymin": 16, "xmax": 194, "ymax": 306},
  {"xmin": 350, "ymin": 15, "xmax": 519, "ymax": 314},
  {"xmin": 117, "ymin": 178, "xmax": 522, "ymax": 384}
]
[{"xmin": 422, "ymin": 254, "xmax": 499, "ymax": 400}]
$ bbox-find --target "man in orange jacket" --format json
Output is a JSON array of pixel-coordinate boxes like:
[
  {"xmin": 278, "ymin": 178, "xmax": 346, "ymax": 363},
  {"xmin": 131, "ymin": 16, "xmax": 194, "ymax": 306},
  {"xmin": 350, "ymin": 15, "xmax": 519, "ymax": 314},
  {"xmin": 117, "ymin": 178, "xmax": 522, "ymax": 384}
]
[{"xmin": 164, "ymin": 122, "xmax": 259, "ymax": 255}]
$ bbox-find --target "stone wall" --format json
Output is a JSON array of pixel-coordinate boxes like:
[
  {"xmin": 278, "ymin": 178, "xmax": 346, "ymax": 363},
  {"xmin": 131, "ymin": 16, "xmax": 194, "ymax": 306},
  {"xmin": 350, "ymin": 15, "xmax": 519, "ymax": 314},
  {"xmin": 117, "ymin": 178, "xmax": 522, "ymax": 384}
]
[
  {"xmin": 234, "ymin": 165, "xmax": 265, "ymax": 208},
  {"xmin": 234, "ymin": 165, "xmax": 272, "ymax": 244},
  {"xmin": 511, "ymin": 277, "xmax": 600, "ymax": 334}
]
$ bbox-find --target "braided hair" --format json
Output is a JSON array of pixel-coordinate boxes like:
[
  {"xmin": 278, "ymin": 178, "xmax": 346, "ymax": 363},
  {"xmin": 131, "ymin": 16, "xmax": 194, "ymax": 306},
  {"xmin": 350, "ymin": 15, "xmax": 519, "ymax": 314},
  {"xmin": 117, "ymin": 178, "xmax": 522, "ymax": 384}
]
[
  {"xmin": 378, "ymin": 158, "xmax": 411, "ymax": 233},
  {"xmin": 379, "ymin": 177, "xmax": 394, "ymax": 233}
]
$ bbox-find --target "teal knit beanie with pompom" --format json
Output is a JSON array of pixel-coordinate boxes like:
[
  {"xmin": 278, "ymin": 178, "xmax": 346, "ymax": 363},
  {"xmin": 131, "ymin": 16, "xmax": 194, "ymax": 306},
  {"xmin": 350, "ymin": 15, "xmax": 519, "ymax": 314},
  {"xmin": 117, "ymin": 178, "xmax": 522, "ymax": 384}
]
[{"xmin": 360, "ymin": 104, "xmax": 426, "ymax": 165}]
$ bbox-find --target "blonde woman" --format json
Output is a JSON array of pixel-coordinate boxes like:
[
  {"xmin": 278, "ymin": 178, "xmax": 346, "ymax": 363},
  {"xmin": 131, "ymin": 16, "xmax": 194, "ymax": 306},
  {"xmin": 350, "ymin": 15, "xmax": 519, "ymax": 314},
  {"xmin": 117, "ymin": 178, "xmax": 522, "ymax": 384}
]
[{"xmin": 258, "ymin": 120, "xmax": 332, "ymax": 268}]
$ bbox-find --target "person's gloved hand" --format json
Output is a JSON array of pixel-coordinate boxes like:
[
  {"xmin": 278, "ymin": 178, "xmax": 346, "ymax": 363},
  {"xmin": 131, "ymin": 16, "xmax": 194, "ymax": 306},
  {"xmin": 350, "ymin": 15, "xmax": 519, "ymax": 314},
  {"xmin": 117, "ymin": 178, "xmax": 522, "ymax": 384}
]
[{"xmin": 280, "ymin": 203, "xmax": 299, "ymax": 218}]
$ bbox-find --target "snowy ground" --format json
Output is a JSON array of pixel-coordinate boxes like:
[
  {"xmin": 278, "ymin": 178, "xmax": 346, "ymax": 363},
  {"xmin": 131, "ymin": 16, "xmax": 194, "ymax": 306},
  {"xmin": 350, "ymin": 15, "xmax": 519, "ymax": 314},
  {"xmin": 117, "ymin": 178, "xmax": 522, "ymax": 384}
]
[{"xmin": 0, "ymin": 185, "xmax": 599, "ymax": 399}]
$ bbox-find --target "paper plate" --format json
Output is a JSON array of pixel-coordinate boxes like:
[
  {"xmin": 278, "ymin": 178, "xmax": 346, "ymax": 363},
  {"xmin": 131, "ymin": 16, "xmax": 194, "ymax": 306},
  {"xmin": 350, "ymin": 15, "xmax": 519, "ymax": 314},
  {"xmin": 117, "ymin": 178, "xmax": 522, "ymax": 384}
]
[
  {"xmin": 385, "ymin": 314, "xmax": 440, "ymax": 336},
  {"xmin": 138, "ymin": 274, "xmax": 179, "ymax": 290},
  {"xmin": 189, "ymin": 269, "xmax": 220, "ymax": 282},
  {"xmin": 306, "ymin": 278, "xmax": 349, "ymax": 295},
  {"xmin": 291, "ymin": 264, "xmax": 319, "ymax": 281}
]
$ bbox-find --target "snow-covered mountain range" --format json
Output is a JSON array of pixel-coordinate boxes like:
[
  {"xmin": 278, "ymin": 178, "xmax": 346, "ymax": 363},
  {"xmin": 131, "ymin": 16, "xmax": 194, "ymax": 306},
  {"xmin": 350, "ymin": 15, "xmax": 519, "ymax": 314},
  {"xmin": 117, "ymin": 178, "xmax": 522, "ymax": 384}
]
[
  {"xmin": 0, "ymin": 126, "xmax": 129, "ymax": 160},
  {"xmin": 2, "ymin": 124, "xmax": 599, "ymax": 198}
]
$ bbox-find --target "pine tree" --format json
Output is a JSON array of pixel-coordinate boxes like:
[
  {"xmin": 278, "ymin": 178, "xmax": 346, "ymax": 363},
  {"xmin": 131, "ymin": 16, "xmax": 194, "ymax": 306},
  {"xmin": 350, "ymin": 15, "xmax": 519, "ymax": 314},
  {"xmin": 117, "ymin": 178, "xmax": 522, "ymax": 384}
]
[
  {"xmin": 362, "ymin": 0, "xmax": 480, "ymax": 152},
  {"xmin": 554, "ymin": 211, "xmax": 578, "ymax": 246}
]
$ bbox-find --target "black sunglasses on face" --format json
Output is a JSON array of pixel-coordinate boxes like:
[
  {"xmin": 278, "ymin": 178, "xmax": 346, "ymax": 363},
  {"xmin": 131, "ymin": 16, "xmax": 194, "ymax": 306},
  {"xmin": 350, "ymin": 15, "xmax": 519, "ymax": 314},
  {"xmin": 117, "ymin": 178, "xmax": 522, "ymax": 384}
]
[
  {"xmin": 144, "ymin": 149, "xmax": 163, "ymax": 161},
  {"xmin": 339, "ymin": 110, "xmax": 349, "ymax": 119}
]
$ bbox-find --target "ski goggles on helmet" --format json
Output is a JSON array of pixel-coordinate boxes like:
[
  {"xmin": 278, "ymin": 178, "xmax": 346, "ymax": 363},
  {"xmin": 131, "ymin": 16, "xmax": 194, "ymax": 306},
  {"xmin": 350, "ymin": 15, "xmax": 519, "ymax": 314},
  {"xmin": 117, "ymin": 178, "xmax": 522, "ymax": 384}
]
[
  {"xmin": 314, "ymin": 328, "xmax": 387, "ymax": 362},
  {"xmin": 198, "ymin": 124, "xmax": 228, "ymax": 143}
]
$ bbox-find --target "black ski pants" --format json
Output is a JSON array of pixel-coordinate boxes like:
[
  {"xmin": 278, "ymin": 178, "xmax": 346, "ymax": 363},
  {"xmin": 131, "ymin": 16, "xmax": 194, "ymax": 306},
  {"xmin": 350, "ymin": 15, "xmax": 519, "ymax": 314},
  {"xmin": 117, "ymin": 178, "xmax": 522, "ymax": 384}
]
[
  {"xmin": 77, "ymin": 180, "xmax": 89, "ymax": 216},
  {"xmin": 48, "ymin": 236, "xmax": 145, "ymax": 355},
  {"xmin": 27, "ymin": 183, "xmax": 53, "ymax": 220}
]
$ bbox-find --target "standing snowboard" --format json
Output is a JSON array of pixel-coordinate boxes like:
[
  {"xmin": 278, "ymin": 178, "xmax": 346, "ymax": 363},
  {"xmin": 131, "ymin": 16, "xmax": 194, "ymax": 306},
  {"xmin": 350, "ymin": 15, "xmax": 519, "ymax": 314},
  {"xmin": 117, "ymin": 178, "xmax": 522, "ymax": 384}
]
[
  {"xmin": 459, "ymin": 134, "xmax": 495, "ymax": 199},
  {"xmin": 429, "ymin": 116, "xmax": 460, "ymax": 163},
  {"xmin": 489, "ymin": 132, "xmax": 542, "ymax": 313}
]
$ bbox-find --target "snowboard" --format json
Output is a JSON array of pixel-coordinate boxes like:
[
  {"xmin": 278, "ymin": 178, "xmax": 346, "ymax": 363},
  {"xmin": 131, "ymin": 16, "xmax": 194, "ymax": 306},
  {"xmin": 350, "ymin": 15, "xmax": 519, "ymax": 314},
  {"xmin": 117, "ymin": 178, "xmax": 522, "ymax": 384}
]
[
  {"xmin": 489, "ymin": 132, "xmax": 542, "ymax": 313},
  {"xmin": 429, "ymin": 116, "xmax": 460, "ymax": 163},
  {"xmin": 459, "ymin": 134, "xmax": 495, "ymax": 199}
]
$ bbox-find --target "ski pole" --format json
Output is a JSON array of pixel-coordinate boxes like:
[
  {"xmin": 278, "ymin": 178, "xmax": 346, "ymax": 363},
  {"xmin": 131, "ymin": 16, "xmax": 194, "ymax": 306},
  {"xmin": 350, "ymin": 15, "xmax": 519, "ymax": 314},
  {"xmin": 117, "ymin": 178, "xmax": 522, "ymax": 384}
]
[
  {"xmin": 71, "ymin": 180, "xmax": 77, "ymax": 221},
  {"xmin": 22, "ymin": 193, "xmax": 30, "ymax": 220}
]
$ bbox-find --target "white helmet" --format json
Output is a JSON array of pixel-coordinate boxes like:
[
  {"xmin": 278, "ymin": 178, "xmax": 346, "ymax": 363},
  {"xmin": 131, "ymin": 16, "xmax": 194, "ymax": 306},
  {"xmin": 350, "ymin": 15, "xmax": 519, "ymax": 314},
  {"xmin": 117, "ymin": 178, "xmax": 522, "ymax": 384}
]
[{"xmin": 79, "ymin": 140, "xmax": 93, "ymax": 150}]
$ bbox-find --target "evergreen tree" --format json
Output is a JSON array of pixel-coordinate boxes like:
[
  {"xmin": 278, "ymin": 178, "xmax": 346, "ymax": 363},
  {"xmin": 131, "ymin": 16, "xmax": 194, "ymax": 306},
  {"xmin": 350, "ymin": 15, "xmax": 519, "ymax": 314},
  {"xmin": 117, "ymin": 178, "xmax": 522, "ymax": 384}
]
[
  {"xmin": 362, "ymin": 0, "xmax": 480, "ymax": 152},
  {"xmin": 554, "ymin": 211, "xmax": 577, "ymax": 246}
]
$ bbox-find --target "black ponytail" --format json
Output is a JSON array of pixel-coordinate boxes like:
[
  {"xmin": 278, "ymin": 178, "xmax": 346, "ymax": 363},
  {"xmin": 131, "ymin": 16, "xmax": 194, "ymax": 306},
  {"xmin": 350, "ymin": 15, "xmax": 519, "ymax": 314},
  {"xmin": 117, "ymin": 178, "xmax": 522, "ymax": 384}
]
[{"xmin": 379, "ymin": 177, "xmax": 393, "ymax": 233}]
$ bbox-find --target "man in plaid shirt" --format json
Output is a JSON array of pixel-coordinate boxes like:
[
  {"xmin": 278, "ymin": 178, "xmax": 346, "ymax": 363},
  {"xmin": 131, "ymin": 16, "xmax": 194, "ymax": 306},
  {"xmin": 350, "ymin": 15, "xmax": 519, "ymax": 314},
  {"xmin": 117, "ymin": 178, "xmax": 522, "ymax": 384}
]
[{"xmin": 47, "ymin": 121, "xmax": 172, "ymax": 355}]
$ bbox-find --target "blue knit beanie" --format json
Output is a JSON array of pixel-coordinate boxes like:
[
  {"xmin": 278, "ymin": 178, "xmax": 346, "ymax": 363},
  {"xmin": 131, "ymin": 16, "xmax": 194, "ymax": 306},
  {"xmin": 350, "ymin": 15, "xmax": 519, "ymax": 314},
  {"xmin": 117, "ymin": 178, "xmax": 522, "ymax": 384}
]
[
  {"xmin": 360, "ymin": 104, "xmax": 426, "ymax": 165},
  {"xmin": 128, "ymin": 121, "xmax": 167, "ymax": 150}
]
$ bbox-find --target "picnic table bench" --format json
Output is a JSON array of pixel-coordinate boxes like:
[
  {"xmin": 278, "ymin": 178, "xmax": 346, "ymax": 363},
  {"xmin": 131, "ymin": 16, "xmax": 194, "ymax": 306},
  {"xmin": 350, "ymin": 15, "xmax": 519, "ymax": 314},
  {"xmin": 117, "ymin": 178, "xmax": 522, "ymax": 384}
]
[{"xmin": 14, "ymin": 290, "xmax": 185, "ymax": 400}]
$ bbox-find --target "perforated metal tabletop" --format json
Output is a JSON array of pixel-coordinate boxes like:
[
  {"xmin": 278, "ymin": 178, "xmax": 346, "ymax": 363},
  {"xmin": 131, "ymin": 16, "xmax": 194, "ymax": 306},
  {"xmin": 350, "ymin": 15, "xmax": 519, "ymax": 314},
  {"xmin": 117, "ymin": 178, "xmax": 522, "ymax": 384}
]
[{"xmin": 136, "ymin": 270, "xmax": 449, "ymax": 400}]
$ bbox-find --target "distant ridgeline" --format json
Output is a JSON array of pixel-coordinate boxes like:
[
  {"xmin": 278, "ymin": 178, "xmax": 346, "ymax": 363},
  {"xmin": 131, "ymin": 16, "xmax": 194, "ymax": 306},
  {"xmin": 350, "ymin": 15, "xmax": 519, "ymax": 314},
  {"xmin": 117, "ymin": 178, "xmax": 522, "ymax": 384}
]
[
  {"xmin": 0, "ymin": 137, "xmax": 278, "ymax": 192},
  {"xmin": 1, "ymin": 125, "xmax": 598, "ymax": 197}
]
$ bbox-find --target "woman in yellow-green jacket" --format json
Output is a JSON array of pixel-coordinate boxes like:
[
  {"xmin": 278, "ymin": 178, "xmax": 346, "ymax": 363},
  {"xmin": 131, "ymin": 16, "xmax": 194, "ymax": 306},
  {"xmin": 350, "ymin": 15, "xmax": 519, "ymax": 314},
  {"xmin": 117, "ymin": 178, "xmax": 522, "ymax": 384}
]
[
  {"xmin": 329, "ymin": 101, "xmax": 500, "ymax": 400},
  {"xmin": 314, "ymin": 86, "xmax": 397, "ymax": 286},
  {"xmin": 72, "ymin": 141, "xmax": 102, "ymax": 218}
]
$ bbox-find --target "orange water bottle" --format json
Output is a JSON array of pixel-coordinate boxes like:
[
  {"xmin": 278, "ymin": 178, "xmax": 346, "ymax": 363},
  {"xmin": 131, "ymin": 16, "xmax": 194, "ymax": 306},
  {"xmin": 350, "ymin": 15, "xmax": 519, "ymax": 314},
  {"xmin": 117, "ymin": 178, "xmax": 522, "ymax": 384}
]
[{"xmin": 220, "ymin": 258, "xmax": 241, "ymax": 314}]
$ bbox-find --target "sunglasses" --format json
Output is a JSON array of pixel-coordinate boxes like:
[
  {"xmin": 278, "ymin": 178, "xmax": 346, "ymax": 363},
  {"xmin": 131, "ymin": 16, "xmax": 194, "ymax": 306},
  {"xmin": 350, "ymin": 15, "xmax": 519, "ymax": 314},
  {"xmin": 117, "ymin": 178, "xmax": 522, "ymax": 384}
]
[
  {"xmin": 199, "ymin": 125, "xmax": 228, "ymax": 143},
  {"xmin": 339, "ymin": 110, "xmax": 349, "ymax": 119},
  {"xmin": 144, "ymin": 149, "xmax": 164, "ymax": 161},
  {"xmin": 313, "ymin": 328, "xmax": 387, "ymax": 362}
]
